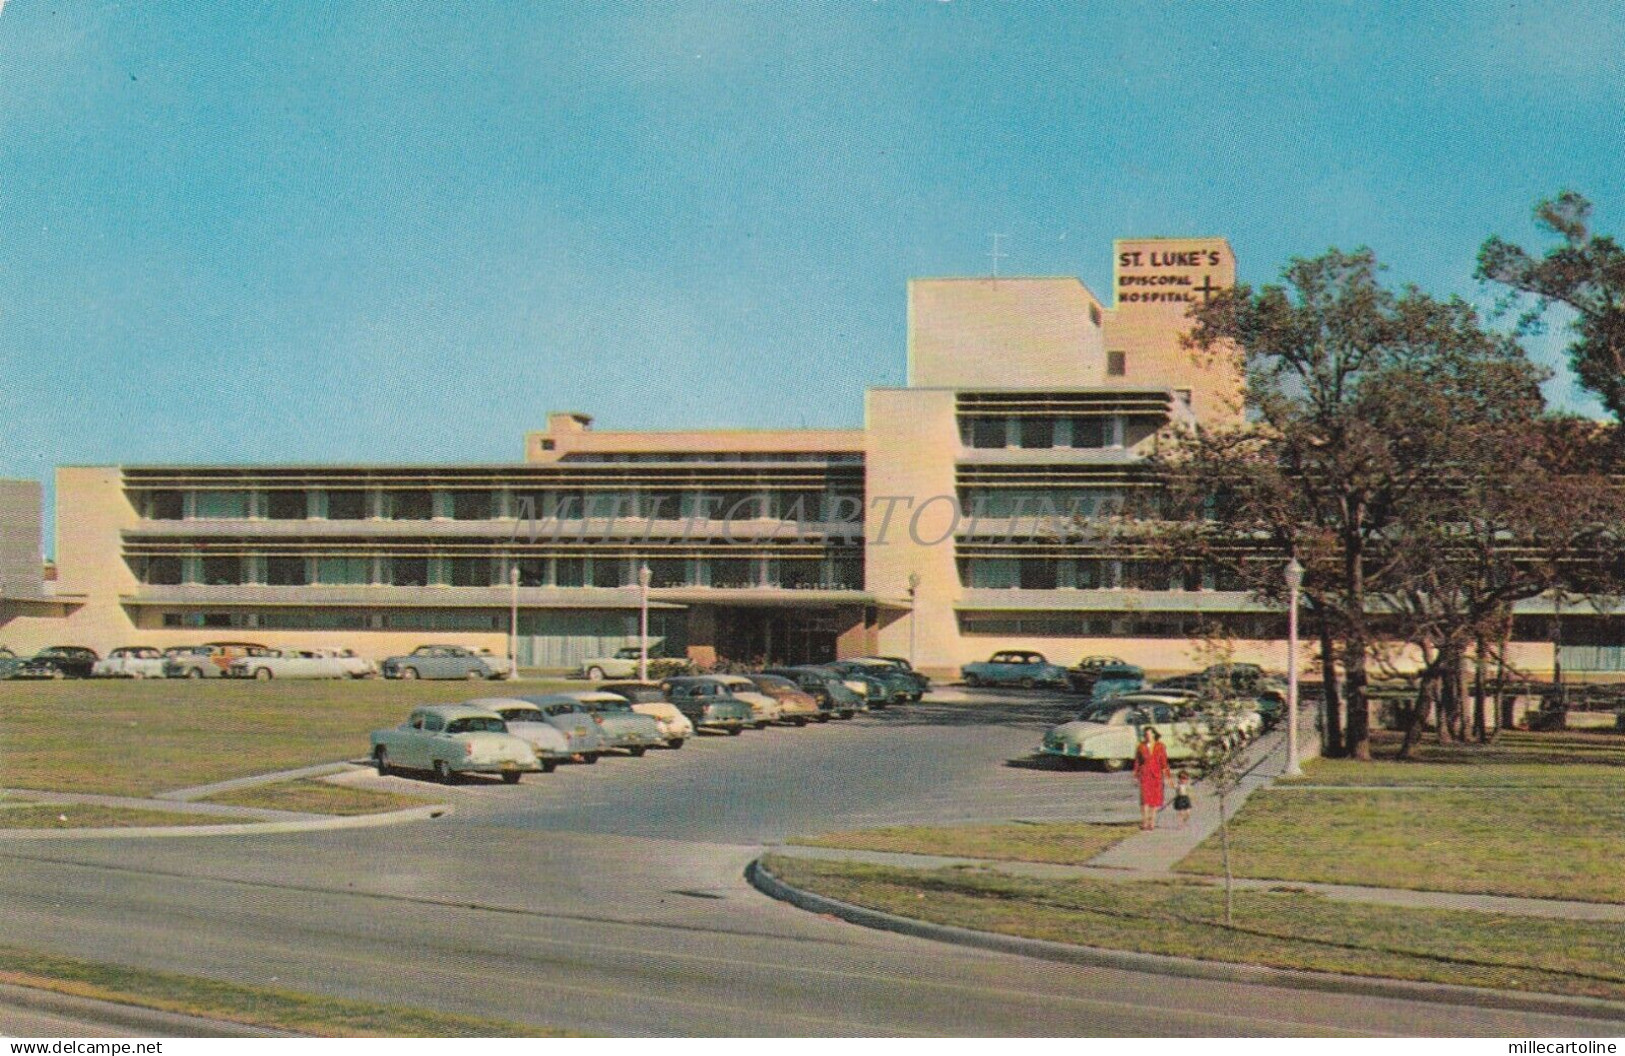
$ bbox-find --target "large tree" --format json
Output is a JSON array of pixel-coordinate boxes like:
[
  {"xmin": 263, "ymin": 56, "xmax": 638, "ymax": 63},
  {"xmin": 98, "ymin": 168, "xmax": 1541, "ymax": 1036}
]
[
  {"xmin": 1162, "ymin": 249, "xmax": 1555, "ymax": 760},
  {"xmin": 1479, "ymin": 192, "xmax": 1625, "ymax": 421}
]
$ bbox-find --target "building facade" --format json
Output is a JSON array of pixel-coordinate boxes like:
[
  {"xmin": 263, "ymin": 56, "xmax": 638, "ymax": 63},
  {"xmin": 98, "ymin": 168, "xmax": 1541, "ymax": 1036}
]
[{"xmin": 0, "ymin": 237, "xmax": 1590, "ymax": 674}]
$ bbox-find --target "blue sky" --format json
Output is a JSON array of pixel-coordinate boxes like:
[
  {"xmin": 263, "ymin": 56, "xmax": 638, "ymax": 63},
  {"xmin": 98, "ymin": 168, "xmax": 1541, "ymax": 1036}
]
[{"xmin": 2, "ymin": 0, "xmax": 1623, "ymax": 543}]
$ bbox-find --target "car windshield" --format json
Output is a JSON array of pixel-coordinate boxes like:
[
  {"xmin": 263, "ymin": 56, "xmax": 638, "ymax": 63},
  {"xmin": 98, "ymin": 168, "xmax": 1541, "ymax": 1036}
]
[
  {"xmin": 496, "ymin": 708, "xmax": 541, "ymax": 722},
  {"xmin": 582, "ymin": 700, "xmax": 632, "ymax": 713},
  {"xmin": 614, "ymin": 648, "xmax": 641, "ymax": 659},
  {"xmin": 752, "ymin": 675, "xmax": 796, "ymax": 691},
  {"xmin": 1081, "ymin": 706, "xmax": 1130, "ymax": 725},
  {"xmin": 445, "ymin": 717, "xmax": 506, "ymax": 734}
]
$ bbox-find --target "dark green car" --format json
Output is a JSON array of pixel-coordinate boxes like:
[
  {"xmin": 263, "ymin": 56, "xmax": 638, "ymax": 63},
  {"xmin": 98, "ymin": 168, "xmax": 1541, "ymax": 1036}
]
[
  {"xmin": 659, "ymin": 676, "xmax": 756, "ymax": 735},
  {"xmin": 829, "ymin": 660, "xmax": 914, "ymax": 706}
]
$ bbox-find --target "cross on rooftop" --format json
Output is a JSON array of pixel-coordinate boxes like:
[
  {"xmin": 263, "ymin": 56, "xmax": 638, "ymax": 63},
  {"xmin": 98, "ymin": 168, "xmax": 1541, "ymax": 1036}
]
[{"xmin": 1195, "ymin": 274, "xmax": 1224, "ymax": 302}]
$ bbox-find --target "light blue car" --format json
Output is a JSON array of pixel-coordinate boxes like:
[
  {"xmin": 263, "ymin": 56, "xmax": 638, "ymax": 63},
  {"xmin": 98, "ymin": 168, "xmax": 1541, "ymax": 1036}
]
[{"xmin": 961, "ymin": 650, "xmax": 1069, "ymax": 689}]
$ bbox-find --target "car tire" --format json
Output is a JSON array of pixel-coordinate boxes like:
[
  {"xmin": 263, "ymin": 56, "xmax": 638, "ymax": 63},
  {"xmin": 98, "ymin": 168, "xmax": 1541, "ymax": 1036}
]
[
  {"xmin": 400, "ymin": 667, "xmax": 419, "ymax": 680},
  {"xmin": 254, "ymin": 668, "xmax": 272, "ymax": 680},
  {"xmin": 582, "ymin": 752, "xmax": 599, "ymax": 765},
  {"xmin": 375, "ymin": 748, "xmax": 392, "ymax": 776},
  {"xmin": 467, "ymin": 669, "xmax": 484, "ymax": 680},
  {"xmin": 1061, "ymin": 756, "xmax": 1088, "ymax": 771},
  {"xmin": 501, "ymin": 771, "xmax": 522, "ymax": 784},
  {"xmin": 728, "ymin": 726, "xmax": 743, "ymax": 736},
  {"xmin": 793, "ymin": 717, "xmax": 808, "ymax": 727},
  {"xmin": 815, "ymin": 714, "xmax": 831, "ymax": 723},
  {"xmin": 964, "ymin": 674, "xmax": 981, "ymax": 687},
  {"xmin": 432, "ymin": 759, "xmax": 452, "ymax": 782},
  {"xmin": 667, "ymin": 738, "xmax": 684, "ymax": 750},
  {"xmin": 187, "ymin": 668, "xmax": 204, "ymax": 679},
  {"xmin": 1101, "ymin": 758, "xmax": 1128, "ymax": 773},
  {"xmin": 49, "ymin": 669, "xmax": 65, "ymax": 680},
  {"xmin": 629, "ymin": 745, "xmax": 647, "ymax": 757},
  {"xmin": 587, "ymin": 666, "xmax": 605, "ymax": 681},
  {"xmin": 755, "ymin": 720, "xmax": 769, "ymax": 730},
  {"xmin": 1020, "ymin": 677, "xmax": 1036, "ymax": 690},
  {"xmin": 541, "ymin": 760, "xmax": 557, "ymax": 773}
]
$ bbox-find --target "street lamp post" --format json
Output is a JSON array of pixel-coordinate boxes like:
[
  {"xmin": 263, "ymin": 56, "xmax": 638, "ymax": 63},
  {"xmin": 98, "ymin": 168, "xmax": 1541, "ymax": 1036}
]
[
  {"xmin": 1285, "ymin": 557, "xmax": 1304, "ymax": 776},
  {"xmin": 638, "ymin": 563, "xmax": 652, "ymax": 683},
  {"xmin": 509, "ymin": 564, "xmax": 520, "ymax": 681},
  {"xmin": 907, "ymin": 572, "xmax": 921, "ymax": 669}
]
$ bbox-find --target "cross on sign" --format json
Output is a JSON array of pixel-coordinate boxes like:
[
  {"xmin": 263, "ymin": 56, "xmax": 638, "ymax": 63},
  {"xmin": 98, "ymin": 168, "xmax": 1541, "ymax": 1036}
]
[{"xmin": 1195, "ymin": 274, "xmax": 1224, "ymax": 302}]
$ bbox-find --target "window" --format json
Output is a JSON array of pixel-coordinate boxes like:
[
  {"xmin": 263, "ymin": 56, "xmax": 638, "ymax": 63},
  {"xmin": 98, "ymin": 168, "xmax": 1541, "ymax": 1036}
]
[
  {"xmin": 776, "ymin": 560, "xmax": 821, "ymax": 589},
  {"xmin": 448, "ymin": 557, "xmax": 492, "ymax": 587},
  {"xmin": 145, "ymin": 491, "xmax": 183, "ymax": 520},
  {"xmin": 388, "ymin": 558, "xmax": 429, "ymax": 586},
  {"xmin": 1107, "ymin": 351, "xmax": 1127, "ymax": 377},
  {"xmin": 970, "ymin": 418, "xmax": 1007, "ymax": 449},
  {"xmin": 1069, "ymin": 418, "xmax": 1107, "ymax": 448},
  {"xmin": 1018, "ymin": 417, "xmax": 1054, "ymax": 449},
  {"xmin": 194, "ymin": 491, "xmax": 249, "ymax": 519},
  {"xmin": 1019, "ymin": 559, "xmax": 1058, "ymax": 590},
  {"xmin": 385, "ymin": 490, "xmax": 433, "ymax": 520},
  {"xmin": 316, "ymin": 557, "xmax": 372, "ymax": 585},
  {"xmin": 514, "ymin": 558, "xmax": 547, "ymax": 588},
  {"xmin": 713, "ymin": 492, "xmax": 763, "ymax": 520},
  {"xmin": 200, "ymin": 556, "xmax": 242, "ymax": 585},
  {"xmin": 773, "ymin": 491, "xmax": 823, "ymax": 521},
  {"xmin": 964, "ymin": 558, "xmax": 1019, "ymax": 589},
  {"xmin": 266, "ymin": 491, "xmax": 307, "ymax": 520},
  {"xmin": 450, "ymin": 491, "xmax": 492, "ymax": 520},
  {"xmin": 645, "ymin": 558, "xmax": 687, "ymax": 588},
  {"xmin": 266, "ymin": 557, "xmax": 307, "ymax": 586},
  {"xmin": 709, "ymin": 558, "xmax": 755, "ymax": 589},
  {"xmin": 325, "ymin": 490, "xmax": 367, "ymax": 520},
  {"xmin": 591, "ymin": 558, "xmax": 625, "ymax": 588},
  {"xmin": 555, "ymin": 558, "xmax": 585, "ymax": 587},
  {"xmin": 137, "ymin": 556, "xmax": 183, "ymax": 585}
]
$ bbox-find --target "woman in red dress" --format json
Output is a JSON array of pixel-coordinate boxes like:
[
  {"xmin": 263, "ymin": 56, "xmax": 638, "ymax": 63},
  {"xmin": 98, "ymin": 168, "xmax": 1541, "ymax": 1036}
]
[{"xmin": 1133, "ymin": 726, "xmax": 1170, "ymax": 830}]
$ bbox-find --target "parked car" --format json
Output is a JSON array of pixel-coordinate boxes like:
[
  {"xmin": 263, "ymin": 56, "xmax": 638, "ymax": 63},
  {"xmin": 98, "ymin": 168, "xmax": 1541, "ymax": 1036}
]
[
  {"xmin": 227, "ymin": 648, "xmax": 350, "ymax": 680},
  {"xmin": 1154, "ymin": 663, "xmax": 1287, "ymax": 728},
  {"xmin": 596, "ymin": 682, "xmax": 695, "ymax": 747},
  {"xmin": 370, "ymin": 704, "xmax": 540, "ymax": 783},
  {"xmin": 1039, "ymin": 692, "xmax": 1261, "ymax": 771},
  {"xmin": 577, "ymin": 640, "xmax": 692, "ymax": 681},
  {"xmin": 15, "ymin": 646, "xmax": 100, "ymax": 679},
  {"xmin": 852, "ymin": 656, "xmax": 930, "ymax": 698},
  {"xmin": 765, "ymin": 666, "xmax": 865, "ymax": 719},
  {"xmin": 658, "ymin": 676, "xmax": 756, "ymax": 734},
  {"xmin": 744, "ymin": 673, "xmax": 824, "ymax": 724},
  {"xmin": 1067, "ymin": 656, "xmax": 1147, "ymax": 701},
  {"xmin": 460, "ymin": 699, "xmax": 574, "ymax": 771},
  {"xmin": 551, "ymin": 690, "xmax": 667, "ymax": 755},
  {"xmin": 831, "ymin": 659, "xmax": 918, "ymax": 704},
  {"xmin": 328, "ymin": 649, "xmax": 379, "ymax": 679},
  {"xmin": 705, "ymin": 674, "xmax": 784, "ymax": 727},
  {"xmin": 961, "ymin": 650, "xmax": 1069, "ymax": 689},
  {"xmin": 93, "ymin": 646, "xmax": 168, "ymax": 679},
  {"xmin": 0, "ymin": 646, "xmax": 21, "ymax": 680},
  {"xmin": 476, "ymin": 695, "xmax": 607, "ymax": 762},
  {"xmin": 380, "ymin": 645, "xmax": 502, "ymax": 681},
  {"xmin": 163, "ymin": 642, "xmax": 267, "ymax": 678}
]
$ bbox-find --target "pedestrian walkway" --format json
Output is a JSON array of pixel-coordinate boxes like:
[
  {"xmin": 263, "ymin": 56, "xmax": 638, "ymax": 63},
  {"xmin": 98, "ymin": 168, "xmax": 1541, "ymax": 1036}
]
[
  {"xmin": 0, "ymin": 788, "xmax": 329, "ymax": 821},
  {"xmin": 156, "ymin": 761, "xmax": 362, "ymax": 802},
  {"xmin": 1087, "ymin": 731, "xmax": 1286, "ymax": 873}
]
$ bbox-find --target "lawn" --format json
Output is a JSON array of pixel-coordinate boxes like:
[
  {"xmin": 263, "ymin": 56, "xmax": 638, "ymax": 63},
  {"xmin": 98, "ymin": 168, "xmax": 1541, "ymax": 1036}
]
[
  {"xmin": 764, "ymin": 856, "xmax": 1625, "ymax": 1004},
  {"xmin": 1284, "ymin": 730, "xmax": 1625, "ymax": 788},
  {"xmin": 792, "ymin": 821, "xmax": 1133, "ymax": 864},
  {"xmin": 0, "ymin": 804, "xmax": 229, "ymax": 829},
  {"xmin": 0, "ymin": 944, "xmax": 570, "ymax": 1036},
  {"xmin": 0, "ymin": 677, "xmax": 575, "ymax": 797},
  {"xmin": 202, "ymin": 778, "xmax": 439, "ymax": 816},
  {"xmin": 1176, "ymin": 730, "xmax": 1625, "ymax": 903}
]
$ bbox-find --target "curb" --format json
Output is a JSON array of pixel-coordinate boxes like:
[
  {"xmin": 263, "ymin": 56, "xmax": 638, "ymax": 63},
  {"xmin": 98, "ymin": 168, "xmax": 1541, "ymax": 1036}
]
[
  {"xmin": 0, "ymin": 804, "xmax": 451, "ymax": 841},
  {"xmin": 0, "ymin": 981, "xmax": 294, "ymax": 1038},
  {"xmin": 747, "ymin": 858, "xmax": 1625, "ymax": 1025}
]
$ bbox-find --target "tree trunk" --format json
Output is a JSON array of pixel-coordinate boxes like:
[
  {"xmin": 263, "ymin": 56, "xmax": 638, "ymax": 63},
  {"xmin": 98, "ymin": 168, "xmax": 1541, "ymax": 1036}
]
[
  {"xmin": 1436, "ymin": 644, "xmax": 1457, "ymax": 745},
  {"xmin": 1473, "ymin": 633, "xmax": 1489, "ymax": 742},
  {"xmin": 1319, "ymin": 616, "xmax": 1344, "ymax": 757},
  {"xmin": 1219, "ymin": 789, "xmax": 1233, "ymax": 927},
  {"xmin": 1495, "ymin": 609, "xmax": 1515, "ymax": 734},
  {"xmin": 1397, "ymin": 672, "xmax": 1433, "ymax": 759},
  {"xmin": 1342, "ymin": 537, "xmax": 1371, "ymax": 762}
]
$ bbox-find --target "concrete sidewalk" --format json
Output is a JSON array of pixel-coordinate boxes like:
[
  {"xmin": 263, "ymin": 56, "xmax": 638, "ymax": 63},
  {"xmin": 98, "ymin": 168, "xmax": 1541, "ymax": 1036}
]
[{"xmin": 1, "ymin": 788, "xmax": 328, "ymax": 821}]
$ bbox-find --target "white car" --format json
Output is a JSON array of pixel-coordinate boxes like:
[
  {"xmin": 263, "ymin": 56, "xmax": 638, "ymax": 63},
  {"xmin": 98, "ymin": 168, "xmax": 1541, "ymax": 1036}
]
[
  {"xmin": 462, "ymin": 699, "xmax": 576, "ymax": 771},
  {"xmin": 324, "ymin": 648, "xmax": 378, "ymax": 679},
  {"xmin": 707, "ymin": 674, "xmax": 784, "ymax": 728},
  {"xmin": 228, "ymin": 648, "xmax": 349, "ymax": 680},
  {"xmin": 93, "ymin": 646, "xmax": 168, "ymax": 679}
]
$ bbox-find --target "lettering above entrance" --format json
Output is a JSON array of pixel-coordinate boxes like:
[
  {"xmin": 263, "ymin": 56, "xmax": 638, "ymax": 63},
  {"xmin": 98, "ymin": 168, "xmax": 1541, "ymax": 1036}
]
[{"xmin": 1112, "ymin": 238, "xmax": 1235, "ymax": 310}]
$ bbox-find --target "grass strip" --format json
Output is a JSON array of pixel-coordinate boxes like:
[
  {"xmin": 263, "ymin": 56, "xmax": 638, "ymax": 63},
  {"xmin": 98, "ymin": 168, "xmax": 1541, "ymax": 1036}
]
[
  {"xmin": 0, "ymin": 805, "xmax": 231, "ymax": 829},
  {"xmin": 792, "ymin": 821, "xmax": 1132, "ymax": 865},
  {"xmin": 202, "ymin": 779, "xmax": 438, "ymax": 816},
  {"xmin": 0, "ymin": 945, "xmax": 571, "ymax": 1037},
  {"xmin": 0, "ymin": 677, "xmax": 577, "ymax": 796},
  {"xmin": 1176, "ymin": 786, "xmax": 1625, "ymax": 904},
  {"xmin": 764, "ymin": 856, "xmax": 1625, "ymax": 1003},
  {"xmin": 1282, "ymin": 731, "xmax": 1625, "ymax": 788}
]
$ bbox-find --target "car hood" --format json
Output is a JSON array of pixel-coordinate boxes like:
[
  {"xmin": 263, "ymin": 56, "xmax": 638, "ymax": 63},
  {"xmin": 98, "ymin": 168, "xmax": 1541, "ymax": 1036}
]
[
  {"xmin": 597, "ymin": 712, "xmax": 661, "ymax": 732},
  {"xmin": 1046, "ymin": 720, "xmax": 1117, "ymax": 741}
]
